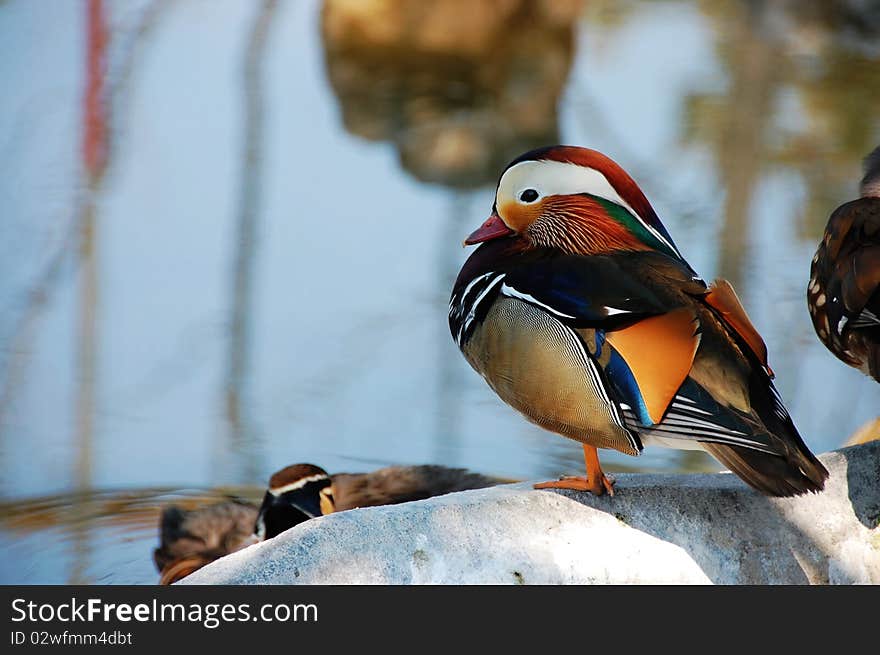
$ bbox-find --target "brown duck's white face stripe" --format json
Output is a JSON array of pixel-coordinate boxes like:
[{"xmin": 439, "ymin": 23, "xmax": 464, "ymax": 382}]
[
  {"xmin": 269, "ymin": 473, "xmax": 330, "ymax": 496},
  {"xmin": 494, "ymin": 159, "xmax": 679, "ymax": 257}
]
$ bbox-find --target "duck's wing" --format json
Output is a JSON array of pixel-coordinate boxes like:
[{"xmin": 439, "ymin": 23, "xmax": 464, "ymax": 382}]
[
  {"xmin": 495, "ymin": 251, "xmax": 705, "ymax": 427},
  {"xmin": 810, "ymin": 198, "xmax": 880, "ymax": 374},
  {"xmin": 503, "ymin": 251, "xmax": 828, "ymax": 494},
  {"xmin": 500, "ymin": 250, "xmax": 694, "ymax": 328}
]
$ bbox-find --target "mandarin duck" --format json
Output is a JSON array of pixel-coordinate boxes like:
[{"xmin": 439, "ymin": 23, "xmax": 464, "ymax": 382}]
[
  {"xmin": 256, "ymin": 463, "xmax": 502, "ymax": 539},
  {"xmin": 808, "ymin": 146, "xmax": 880, "ymax": 382},
  {"xmin": 153, "ymin": 499, "xmax": 259, "ymax": 585},
  {"xmin": 449, "ymin": 145, "xmax": 829, "ymax": 497}
]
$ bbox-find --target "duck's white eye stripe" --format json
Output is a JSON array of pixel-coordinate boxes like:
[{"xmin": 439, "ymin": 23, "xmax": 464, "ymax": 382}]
[
  {"xmin": 497, "ymin": 159, "xmax": 682, "ymax": 258},
  {"xmin": 500, "ymin": 159, "xmax": 638, "ymax": 215}
]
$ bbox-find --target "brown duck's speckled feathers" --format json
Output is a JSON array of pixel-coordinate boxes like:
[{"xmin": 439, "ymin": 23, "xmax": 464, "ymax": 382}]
[
  {"xmin": 809, "ymin": 196, "xmax": 880, "ymax": 381},
  {"xmin": 329, "ymin": 465, "xmax": 502, "ymax": 511},
  {"xmin": 153, "ymin": 500, "xmax": 258, "ymax": 583}
]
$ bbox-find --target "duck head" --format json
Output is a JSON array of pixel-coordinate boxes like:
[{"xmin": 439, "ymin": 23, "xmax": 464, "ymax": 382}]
[
  {"xmin": 465, "ymin": 145, "xmax": 682, "ymax": 259},
  {"xmin": 255, "ymin": 464, "xmax": 335, "ymax": 540}
]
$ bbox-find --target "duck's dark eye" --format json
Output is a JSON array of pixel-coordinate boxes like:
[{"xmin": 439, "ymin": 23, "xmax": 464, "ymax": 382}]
[{"xmin": 519, "ymin": 189, "xmax": 539, "ymax": 203}]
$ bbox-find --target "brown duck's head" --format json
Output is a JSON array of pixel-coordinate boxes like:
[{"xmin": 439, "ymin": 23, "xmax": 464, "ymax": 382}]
[
  {"xmin": 255, "ymin": 464, "xmax": 334, "ymax": 540},
  {"xmin": 860, "ymin": 145, "xmax": 880, "ymax": 198},
  {"xmin": 464, "ymin": 145, "xmax": 683, "ymax": 260}
]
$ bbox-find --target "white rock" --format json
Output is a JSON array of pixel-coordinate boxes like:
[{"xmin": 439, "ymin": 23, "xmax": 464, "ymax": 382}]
[{"xmin": 181, "ymin": 442, "xmax": 880, "ymax": 585}]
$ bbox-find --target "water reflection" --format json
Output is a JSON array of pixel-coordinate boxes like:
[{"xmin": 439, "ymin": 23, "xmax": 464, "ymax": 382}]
[
  {"xmin": 223, "ymin": 0, "xmax": 278, "ymax": 487},
  {"xmin": 70, "ymin": 0, "xmax": 109, "ymax": 584},
  {"xmin": 680, "ymin": 0, "xmax": 880, "ymax": 288},
  {"xmin": 0, "ymin": 0, "xmax": 878, "ymax": 584},
  {"xmin": 0, "ymin": 487, "xmax": 262, "ymax": 585},
  {"xmin": 321, "ymin": 0, "xmax": 582, "ymax": 187}
]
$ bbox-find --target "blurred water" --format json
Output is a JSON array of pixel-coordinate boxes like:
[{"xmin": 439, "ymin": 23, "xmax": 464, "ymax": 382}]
[{"xmin": 1, "ymin": 0, "xmax": 878, "ymax": 583}]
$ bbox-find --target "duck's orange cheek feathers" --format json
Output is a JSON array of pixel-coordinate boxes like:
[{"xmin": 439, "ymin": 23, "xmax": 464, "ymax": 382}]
[
  {"xmin": 499, "ymin": 200, "xmax": 544, "ymax": 233},
  {"xmin": 501, "ymin": 196, "xmax": 654, "ymax": 255}
]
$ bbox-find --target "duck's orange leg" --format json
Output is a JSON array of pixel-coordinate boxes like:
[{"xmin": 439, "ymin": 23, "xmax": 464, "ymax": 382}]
[{"xmin": 534, "ymin": 444, "xmax": 615, "ymax": 496}]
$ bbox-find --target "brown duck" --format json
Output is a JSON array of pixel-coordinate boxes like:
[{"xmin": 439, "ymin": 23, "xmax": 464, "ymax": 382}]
[
  {"xmin": 808, "ymin": 145, "xmax": 880, "ymax": 381},
  {"xmin": 155, "ymin": 463, "xmax": 501, "ymax": 582},
  {"xmin": 255, "ymin": 463, "xmax": 501, "ymax": 539}
]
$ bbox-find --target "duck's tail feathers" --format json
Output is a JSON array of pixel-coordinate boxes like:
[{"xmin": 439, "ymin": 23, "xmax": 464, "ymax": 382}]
[{"xmin": 701, "ymin": 441, "xmax": 828, "ymax": 497}]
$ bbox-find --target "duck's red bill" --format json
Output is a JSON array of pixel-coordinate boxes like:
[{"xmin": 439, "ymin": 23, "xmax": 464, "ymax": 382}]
[{"xmin": 464, "ymin": 213, "xmax": 514, "ymax": 245}]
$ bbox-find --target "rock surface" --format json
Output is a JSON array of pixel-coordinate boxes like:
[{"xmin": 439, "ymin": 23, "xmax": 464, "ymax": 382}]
[{"xmin": 181, "ymin": 442, "xmax": 880, "ymax": 584}]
